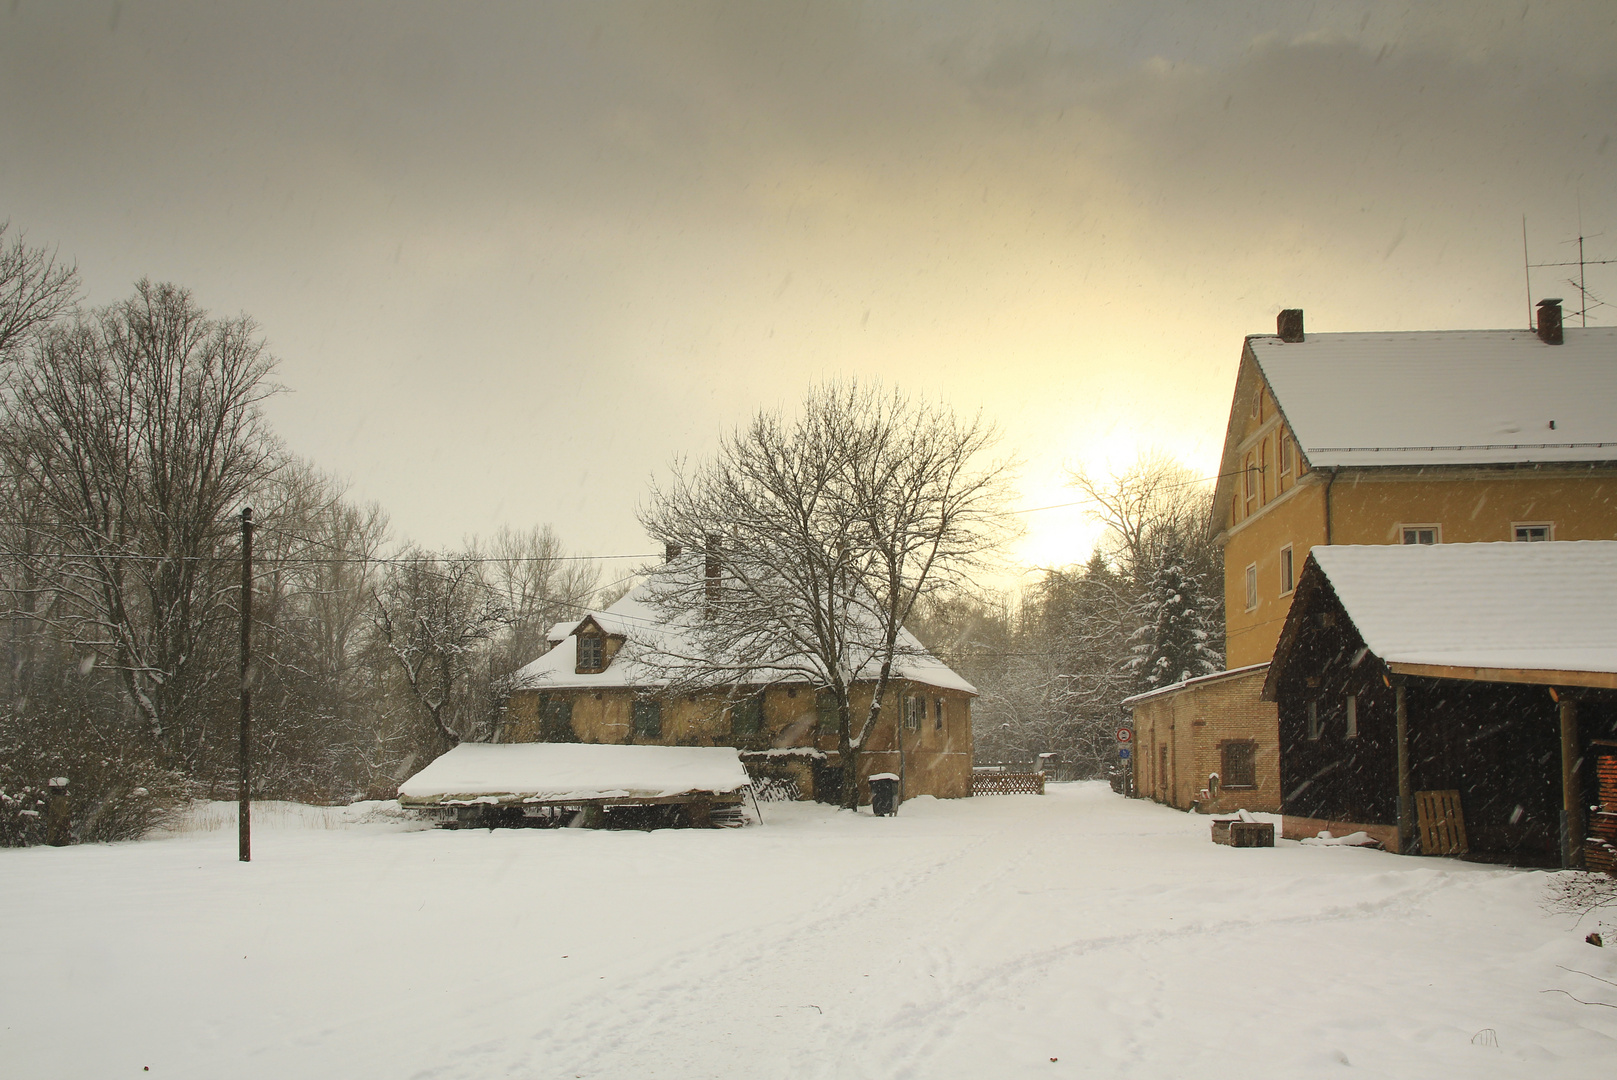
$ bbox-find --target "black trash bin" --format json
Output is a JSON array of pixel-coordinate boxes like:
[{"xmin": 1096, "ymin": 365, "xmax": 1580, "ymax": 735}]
[{"xmin": 869, "ymin": 773, "xmax": 899, "ymax": 817}]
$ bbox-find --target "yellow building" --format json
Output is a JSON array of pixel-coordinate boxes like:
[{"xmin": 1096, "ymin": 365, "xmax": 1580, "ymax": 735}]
[
  {"xmin": 501, "ymin": 587, "xmax": 975, "ymax": 804},
  {"xmin": 1132, "ymin": 301, "xmax": 1617, "ymax": 812}
]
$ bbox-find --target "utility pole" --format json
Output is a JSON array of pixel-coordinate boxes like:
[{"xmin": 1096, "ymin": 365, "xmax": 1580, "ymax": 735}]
[{"xmin": 239, "ymin": 507, "xmax": 253, "ymax": 863}]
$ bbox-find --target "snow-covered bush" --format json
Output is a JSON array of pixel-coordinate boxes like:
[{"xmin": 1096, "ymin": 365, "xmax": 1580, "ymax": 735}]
[{"xmin": 0, "ymin": 709, "xmax": 186, "ymax": 845}]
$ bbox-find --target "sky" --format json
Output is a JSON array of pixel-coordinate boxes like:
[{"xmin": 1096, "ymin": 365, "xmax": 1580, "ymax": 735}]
[{"xmin": 3, "ymin": 1, "xmax": 1615, "ymax": 592}]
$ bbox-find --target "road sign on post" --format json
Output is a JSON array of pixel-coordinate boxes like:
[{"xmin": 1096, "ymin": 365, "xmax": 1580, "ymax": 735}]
[
  {"xmin": 1119, "ymin": 747, "xmax": 1131, "ymax": 760},
  {"xmin": 1116, "ymin": 727, "xmax": 1133, "ymax": 744}
]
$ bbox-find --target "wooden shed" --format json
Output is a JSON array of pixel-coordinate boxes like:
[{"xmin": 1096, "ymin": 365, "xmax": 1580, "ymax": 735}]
[{"xmin": 1265, "ymin": 542, "xmax": 1617, "ymax": 867}]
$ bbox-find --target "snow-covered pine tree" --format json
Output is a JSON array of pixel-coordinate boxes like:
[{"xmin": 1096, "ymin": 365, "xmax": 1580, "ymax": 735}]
[{"xmin": 1126, "ymin": 535, "xmax": 1223, "ymax": 694}]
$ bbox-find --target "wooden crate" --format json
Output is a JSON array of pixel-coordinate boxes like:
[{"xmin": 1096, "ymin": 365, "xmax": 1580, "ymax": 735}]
[
  {"xmin": 1211, "ymin": 819, "xmax": 1274, "ymax": 846},
  {"xmin": 1415, "ymin": 789, "xmax": 1468, "ymax": 856}
]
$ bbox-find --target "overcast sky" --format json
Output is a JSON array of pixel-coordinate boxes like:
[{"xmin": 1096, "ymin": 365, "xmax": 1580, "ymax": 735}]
[{"xmin": 3, "ymin": 1, "xmax": 1614, "ymax": 587}]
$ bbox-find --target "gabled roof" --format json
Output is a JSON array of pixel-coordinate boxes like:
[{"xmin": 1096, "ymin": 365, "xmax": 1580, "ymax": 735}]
[
  {"xmin": 1215, "ymin": 326, "xmax": 1617, "ymax": 529},
  {"xmin": 1252, "ymin": 327, "xmax": 1617, "ymax": 469},
  {"xmin": 508, "ymin": 579, "xmax": 978, "ymax": 695},
  {"xmin": 1268, "ymin": 542, "xmax": 1617, "ymax": 692}
]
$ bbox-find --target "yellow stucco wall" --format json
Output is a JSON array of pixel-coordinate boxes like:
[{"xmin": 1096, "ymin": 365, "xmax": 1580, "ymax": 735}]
[
  {"xmin": 502, "ymin": 680, "xmax": 973, "ymax": 800},
  {"xmin": 1222, "ymin": 466, "xmax": 1617, "ymax": 668}
]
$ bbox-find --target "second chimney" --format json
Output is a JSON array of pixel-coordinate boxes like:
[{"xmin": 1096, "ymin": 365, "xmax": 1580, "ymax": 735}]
[
  {"xmin": 1277, "ymin": 309, "xmax": 1305, "ymax": 343},
  {"xmin": 1537, "ymin": 298, "xmax": 1564, "ymax": 345}
]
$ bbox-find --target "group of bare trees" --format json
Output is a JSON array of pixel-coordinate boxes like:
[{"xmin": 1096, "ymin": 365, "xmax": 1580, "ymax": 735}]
[
  {"xmin": 913, "ymin": 452, "xmax": 1223, "ymax": 778},
  {"xmin": 0, "ymin": 225, "xmax": 598, "ymax": 841}
]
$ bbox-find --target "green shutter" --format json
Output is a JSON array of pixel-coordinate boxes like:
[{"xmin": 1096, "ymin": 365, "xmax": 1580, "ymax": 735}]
[
  {"xmin": 540, "ymin": 696, "xmax": 576, "ymax": 742},
  {"xmin": 733, "ymin": 694, "xmax": 764, "ymax": 736},
  {"xmin": 632, "ymin": 699, "xmax": 662, "ymax": 739},
  {"xmin": 816, "ymin": 689, "xmax": 838, "ymax": 734}
]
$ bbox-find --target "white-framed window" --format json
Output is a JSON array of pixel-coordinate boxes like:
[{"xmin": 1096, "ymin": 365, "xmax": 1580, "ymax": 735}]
[
  {"xmin": 934, "ymin": 697, "xmax": 945, "ymax": 730},
  {"xmin": 1279, "ymin": 434, "xmax": 1293, "ymax": 477},
  {"xmin": 1400, "ymin": 525, "xmax": 1440, "ymax": 545},
  {"xmin": 1244, "ymin": 452, "xmax": 1257, "ymax": 502},
  {"xmin": 576, "ymin": 634, "xmax": 605, "ymax": 673},
  {"xmin": 1307, "ymin": 701, "xmax": 1321, "ymax": 741},
  {"xmin": 1245, "ymin": 563, "xmax": 1258, "ymax": 611},
  {"xmin": 1513, "ymin": 522, "xmax": 1553, "ymax": 542},
  {"xmin": 1345, "ymin": 694, "xmax": 1358, "ymax": 738},
  {"xmin": 1279, "ymin": 544, "xmax": 1295, "ymax": 595}
]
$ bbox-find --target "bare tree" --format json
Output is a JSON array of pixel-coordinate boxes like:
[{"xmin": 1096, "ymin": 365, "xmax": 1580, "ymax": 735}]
[
  {"xmin": 640, "ymin": 383, "xmax": 1012, "ymax": 808},
  {"xmin": 1068, "ymin": 450, "xmax": 1210, "ymax": 583},
  {"xmin": 369, "ymin": 549, "xmax": 505, "ymax": 757},
  {"xmin": 0, "ymin": 222, "xmax": 78, "ymax": 364},
  {"xmin": 0, "ymin": 280, "xmax": 281, "ymax": 768}
]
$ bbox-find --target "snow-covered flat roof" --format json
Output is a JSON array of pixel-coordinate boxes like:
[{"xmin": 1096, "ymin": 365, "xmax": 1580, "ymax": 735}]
[
  {"xmin": 396, "ymin": 743, "xmax": 753, "ymax": 805},
  {"xmin": 1251, "ymin": 327, "xmax": 1617, "ymax": 468},
  {"xmin": 1309, "ymin": 541, "xmax": 1617, "ymax": 674}
]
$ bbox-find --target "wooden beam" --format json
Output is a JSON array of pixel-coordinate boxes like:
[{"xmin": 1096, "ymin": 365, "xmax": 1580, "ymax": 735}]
[
  {"xmin": 1396, "ymin": 683, "xmax": 1413, "ymax": 854},
  {"xmin": 1388, "ymin": 663, "xmax": 1617, "ymax": 690},
  {"xmin": 1562, "ymin": 699, "xmax": 1585, "ymax": 869}
]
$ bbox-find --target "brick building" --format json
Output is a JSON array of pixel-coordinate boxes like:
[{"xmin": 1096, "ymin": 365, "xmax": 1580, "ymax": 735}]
[{"xmin": 1124, "ymin": 665, "xmax": 1278, "ymax": 813}]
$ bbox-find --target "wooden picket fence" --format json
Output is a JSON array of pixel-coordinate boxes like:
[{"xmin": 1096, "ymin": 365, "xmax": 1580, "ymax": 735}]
[{"xmin": 972, "ymin": 772, "xmax": 1046, "ymax": 796}]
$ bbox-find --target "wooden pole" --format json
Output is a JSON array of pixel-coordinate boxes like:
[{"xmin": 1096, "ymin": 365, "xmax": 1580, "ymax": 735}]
[
  {"xmin": 239, "ymin": 507, "xmax": 253, "ymax": 863},
  {"xmin": 1395, "ymin": 682, "xmax": 1413, "ymax": 854},
  {"xmin": 1560, "ymin": 697, "xmax": 1584, "ymax": 869}
]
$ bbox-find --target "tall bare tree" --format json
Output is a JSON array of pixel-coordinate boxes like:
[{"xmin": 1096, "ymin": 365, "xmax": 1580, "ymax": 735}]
[
  {"xmin": 0, "ymin": 280, "xmax": 281, "ymax": 767},
  {"xmin": 473, "ymin": 524, "xmax": 601, "ymax": 683},
  {"xmin": 369, "ymin": 549, "xmax": 505, "ymax": 757},
  {"xmin": 641, "ymin": 383, "xmax": 1012, "ymax": 808}
]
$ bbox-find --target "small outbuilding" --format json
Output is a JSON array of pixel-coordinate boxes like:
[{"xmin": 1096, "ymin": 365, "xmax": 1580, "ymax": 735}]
[
  {"xmin": 396, "ymin": 742, "xmax": 754, "ymax": 828},
  {"xmin": 1265, "ymin": 542, "xmax": 1617, "ymax": 867}
]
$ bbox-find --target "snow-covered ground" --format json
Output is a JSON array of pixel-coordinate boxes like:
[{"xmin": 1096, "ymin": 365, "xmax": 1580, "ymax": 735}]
[{"xmin": 2, "ymin": 783, "xmax": 1613, "ymax": 1079}]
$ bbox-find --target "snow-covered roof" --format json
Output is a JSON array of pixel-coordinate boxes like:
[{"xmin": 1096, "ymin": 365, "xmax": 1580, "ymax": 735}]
[
  {"xmin": 1120, "ymin": 662, "xmax": 1271, "ymax": 708},
  {"xmin": 1303, "ymin": 541, "xmax": 1617, "ymax": 675},
  {"xmin": 508, "ymin": 578, "xmax": 978, "ymax": 695},
  {"xmin": 1250, "ymin": 327, "xmax": 1617, "ymax": 469},
  {"xmin": 396, "ymin": 743, "xmax": 752, "ymax": 805},
  {"xmin": 545, "ymin": 620, "xmax": 578, "ymax": 645}
]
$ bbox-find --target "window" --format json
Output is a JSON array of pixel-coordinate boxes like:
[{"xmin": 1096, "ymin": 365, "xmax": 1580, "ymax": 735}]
[
  {"xmin": 1307, "ymin": 701, "xmax": 1321, "ymax": 741},
  {"xmin": 1245, "ymin": 563, "xmax": 1258, "ymax": 611},
  {"xmin": 732, "ymin": 694, "xmax": 764, "ymax": 737},
  {"xmin": 1513, "ymin": 522, "xmax": 1553, "ymax": 542},
  {"xmin": 1400, "ymin": 525, "xmax": 1439, "ymax": 545},
  {"xmin": 632, "ymin": 699, "xmax": 662, "ymax": 739},
  {"xmin": 904, "ymin": 695, "xmax": 923, "ymax": 731},
  {"xmin": 816, "ymin": 688, "xmax": 838, "ymax": 734},
  {"xmin": 576, "ymin": 634, "xmax": 604, "ymax": 672},
  {"xmin": 1221, "ymin": 742, "xmax": 1256, "ymax": 788},
  {"xmin": 1279, "ymin": 545, "xmax": 1295, "ymax": 595},
  {"xmin": 1345, "ymin": 694, "xmax": 1358, "ymax": 738},
  {"xmin": 1244, "ymin": 453, "xmax": 1257, "ymax": 501},
  {"xmin": 934, "ymin": 697, "xmax": 945, "ymax": 730},
  {"xmin": 1279, "ymin": 434, "xmax": 1293, "ymax": 477}
]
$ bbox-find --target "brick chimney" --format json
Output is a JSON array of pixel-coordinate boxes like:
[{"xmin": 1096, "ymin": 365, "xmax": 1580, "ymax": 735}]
[
  {"xmin": 1536, "ymin": 298, "xmax": 1564, "ymax": 345},
  {"xmin": 1277, "ymin": 309, "xmax": 1305, "ymax": 343},
  {"xmin": 664, "ymin": 541, "xmax": 682, "ymax": 563}
]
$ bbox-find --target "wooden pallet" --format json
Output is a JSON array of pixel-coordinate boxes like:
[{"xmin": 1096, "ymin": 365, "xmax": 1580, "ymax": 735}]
[{"xmin": 1415, "ymin": 789, "xmax": 1468, "ymax": 856}]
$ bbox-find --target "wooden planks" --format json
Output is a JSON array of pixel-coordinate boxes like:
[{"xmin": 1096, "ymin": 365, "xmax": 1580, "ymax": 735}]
[{"xmin": 1415, "ymin": 789, "xmax": 1468, "ymax": 856}]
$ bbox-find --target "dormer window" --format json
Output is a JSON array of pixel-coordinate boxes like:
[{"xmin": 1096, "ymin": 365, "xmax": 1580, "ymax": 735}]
[{"xmin": 577, "ymin": 634, "xmax": 605, "ymax": 673}]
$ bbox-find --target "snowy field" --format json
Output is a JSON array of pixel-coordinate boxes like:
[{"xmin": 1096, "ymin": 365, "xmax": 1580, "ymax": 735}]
[{"xmin": 2, "ymin": 784, "xmax": 1614, "ymax": 1080}]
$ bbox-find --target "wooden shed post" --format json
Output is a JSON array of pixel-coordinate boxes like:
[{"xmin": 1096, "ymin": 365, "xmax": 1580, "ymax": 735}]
[
  {"xmin": 1560, "ymin": 697, "xmax": 1584, "ymax": 869},
  {"xmin": 1395, "ymin": 682, "xmax": 1413, "ymax": 854}
]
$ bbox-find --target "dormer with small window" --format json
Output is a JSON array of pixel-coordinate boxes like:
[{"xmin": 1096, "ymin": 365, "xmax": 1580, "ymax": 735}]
[{"xmin": 571, "ymin": 615, "xmax": 626, "ymax": 675}]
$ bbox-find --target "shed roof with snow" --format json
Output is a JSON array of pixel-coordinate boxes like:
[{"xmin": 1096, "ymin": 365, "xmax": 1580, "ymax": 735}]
[
  {"xmin": 1267, "ymin": 541, "xmax": 1617, "ymax": 693},
  {"xmin": 396, "ymin": 742, "xmax": 753, "ymax": 806}
]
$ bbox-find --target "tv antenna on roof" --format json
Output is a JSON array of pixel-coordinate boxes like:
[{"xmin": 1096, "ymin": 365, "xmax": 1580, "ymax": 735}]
[{"xmin": 1523, "ymin": 214, "xmax": 1615, "ymax": 329}]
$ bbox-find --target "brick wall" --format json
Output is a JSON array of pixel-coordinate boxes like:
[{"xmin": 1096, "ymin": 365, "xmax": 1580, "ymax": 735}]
[{"xmin": 1128, "ymin": 666, "xmax": 1280, "ymax": 813}]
